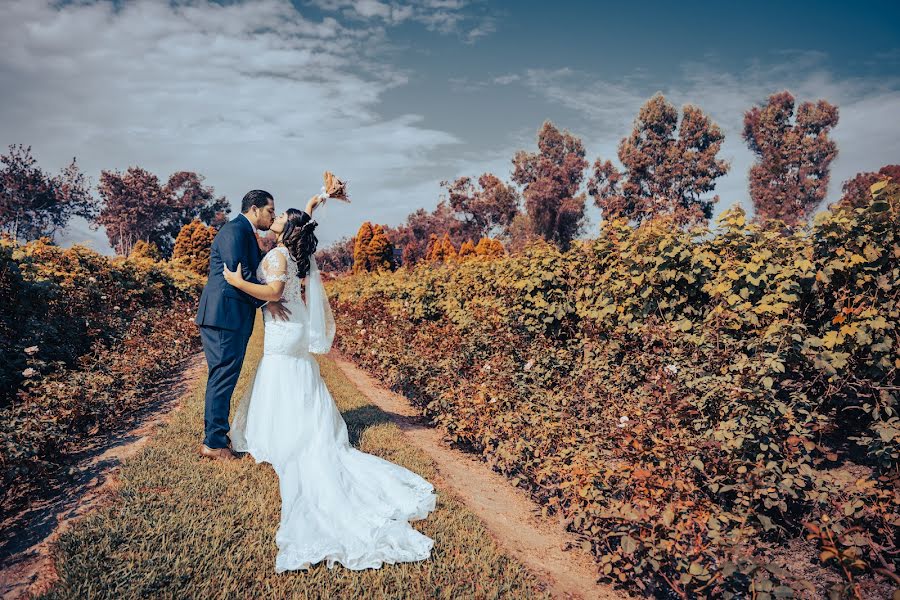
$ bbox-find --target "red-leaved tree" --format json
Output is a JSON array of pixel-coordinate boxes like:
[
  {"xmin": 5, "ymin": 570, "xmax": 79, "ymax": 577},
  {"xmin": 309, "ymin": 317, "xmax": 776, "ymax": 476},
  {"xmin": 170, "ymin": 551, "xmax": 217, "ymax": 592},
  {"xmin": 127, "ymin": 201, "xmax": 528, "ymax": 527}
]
[
  {"xmin": 96, "ymin": 167, "xmax": 229, "ymax": 256},
  {"xmin": 317, "ymin": 236, "xmax": 355, "ymax": 273},
  {"xmin": 742, "ymin": 91, "xmax": 839, "ymax": 225},
  {"xmin": 512, "ymin": 121, "xmax": 588, "ymax": 250},
  {"xmin": 588, "ymin": 94, "xmax": 729, "ymax": 226},
  {"xmin": 381, "ymin": 202, "xmax": 466, "ymax": 267},
  {"xmin": 442, "ymin": 173, "xmax": 519, "ymax": 240},
  {"xmin": 0, "ymin": 145, "xmax": 95, "ymax": 242},
  {"xmin": 166, "ymin": 171, "xmax": 230, "ymax": 230},
  {"xmin": 837, "ymin": 164, "xmax": 900, "ymax": 209},
  {"xmin": 327, "ymin": 174, "xmax": 520, "ymax": 269}
]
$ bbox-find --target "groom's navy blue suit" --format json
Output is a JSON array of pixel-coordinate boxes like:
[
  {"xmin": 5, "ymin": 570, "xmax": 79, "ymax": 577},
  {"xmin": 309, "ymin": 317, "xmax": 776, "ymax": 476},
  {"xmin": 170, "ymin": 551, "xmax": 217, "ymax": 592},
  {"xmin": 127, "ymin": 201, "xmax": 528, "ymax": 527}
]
[{"xmin": 195, "ymin": 213, "xmax": 266, "ymax": 449}]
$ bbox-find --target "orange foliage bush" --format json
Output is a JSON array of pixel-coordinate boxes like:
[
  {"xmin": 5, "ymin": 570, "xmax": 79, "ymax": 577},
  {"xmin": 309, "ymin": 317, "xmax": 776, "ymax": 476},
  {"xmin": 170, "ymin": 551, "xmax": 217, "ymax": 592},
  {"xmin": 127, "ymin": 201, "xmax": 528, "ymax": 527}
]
[
  {"xmin": 474, "ymin": 237, "xmax": 505, "ymax": 258},
  {"xmin": 352, "ymin": 221, "xmax": 394, "ymax": 273},
  {"xmin": 172, "ymin": 219, "xmax": 216, "ymax": 275},
  {"xmin": 0, "ymin": 238, "xmax": 203, "ymax": 516}
]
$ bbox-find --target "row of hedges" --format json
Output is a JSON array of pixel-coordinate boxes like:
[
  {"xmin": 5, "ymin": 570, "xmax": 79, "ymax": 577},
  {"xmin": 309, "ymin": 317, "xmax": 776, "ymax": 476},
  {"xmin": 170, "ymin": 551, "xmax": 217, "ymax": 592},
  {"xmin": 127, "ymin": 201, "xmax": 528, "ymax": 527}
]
[
  {"xmin": 328, "ymin": 189, "xmax": 899, "ymax": 599},
  {"xmin": 0, "ymin": 238, "xmax": 203, "ymax": 513}
]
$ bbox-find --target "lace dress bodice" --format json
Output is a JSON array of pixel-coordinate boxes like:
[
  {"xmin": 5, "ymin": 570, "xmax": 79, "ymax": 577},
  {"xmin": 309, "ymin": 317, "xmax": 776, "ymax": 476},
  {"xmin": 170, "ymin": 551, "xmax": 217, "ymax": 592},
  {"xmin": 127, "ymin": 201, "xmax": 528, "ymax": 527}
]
[
  {"xmin": 258, "ymin": 246, "xmax": 309, "ymax": 357},
  {"xmin": 258, "ymin": 246, "xmax": 305, "ymax": 306},
  {"xmin": 251, "ymin": 245, "xmax": 334, "ymax": 359}
]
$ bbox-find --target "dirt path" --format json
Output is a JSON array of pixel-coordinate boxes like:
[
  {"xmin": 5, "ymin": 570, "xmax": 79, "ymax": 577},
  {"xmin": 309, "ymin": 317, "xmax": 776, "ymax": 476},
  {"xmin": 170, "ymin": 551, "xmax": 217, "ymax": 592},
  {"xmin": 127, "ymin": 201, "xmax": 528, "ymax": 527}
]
[
  {"xmin": 0, "ymin": 353, "xmax": 207, "ymax": 600},
  {"xmin": 330, "ymin": 351, "xmax": 628, "ymax": 600}
]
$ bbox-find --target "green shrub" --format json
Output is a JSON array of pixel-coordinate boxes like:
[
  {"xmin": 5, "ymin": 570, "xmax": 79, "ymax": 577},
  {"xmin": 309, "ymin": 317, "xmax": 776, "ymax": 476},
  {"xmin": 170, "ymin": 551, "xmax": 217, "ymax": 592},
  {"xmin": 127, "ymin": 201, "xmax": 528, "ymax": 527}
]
[{"xmin": 327, "ymin": 191, "xmax": 899, "ymax": 598}]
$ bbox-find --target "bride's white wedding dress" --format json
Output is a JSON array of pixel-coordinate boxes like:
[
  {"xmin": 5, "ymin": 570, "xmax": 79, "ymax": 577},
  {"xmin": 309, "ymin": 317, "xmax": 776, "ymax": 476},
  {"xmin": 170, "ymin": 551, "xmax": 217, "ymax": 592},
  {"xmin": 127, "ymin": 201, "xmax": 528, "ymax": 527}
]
[{"xmin": 230, "ymin": 246, "xmax": 436, "ymax": 572}]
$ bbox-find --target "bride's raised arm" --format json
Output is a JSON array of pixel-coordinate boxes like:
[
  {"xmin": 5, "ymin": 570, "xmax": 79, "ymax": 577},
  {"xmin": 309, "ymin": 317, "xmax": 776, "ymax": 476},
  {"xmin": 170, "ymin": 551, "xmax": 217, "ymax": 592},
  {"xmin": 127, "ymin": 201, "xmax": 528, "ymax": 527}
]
[
  {"xmin": 223, "ymin": 250, "xmax": 287, "ymax": 302},
  {"xmin": 305, "ymin": 194, "xmax": 326, "ymax": 217}
]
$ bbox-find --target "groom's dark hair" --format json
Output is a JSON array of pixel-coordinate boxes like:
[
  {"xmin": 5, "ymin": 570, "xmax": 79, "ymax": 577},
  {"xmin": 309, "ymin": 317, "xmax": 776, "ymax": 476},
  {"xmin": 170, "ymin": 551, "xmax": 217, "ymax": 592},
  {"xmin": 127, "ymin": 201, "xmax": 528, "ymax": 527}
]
[{"xmin": 241, "ymin": 189, "xmax": 273, "ymax": 213}]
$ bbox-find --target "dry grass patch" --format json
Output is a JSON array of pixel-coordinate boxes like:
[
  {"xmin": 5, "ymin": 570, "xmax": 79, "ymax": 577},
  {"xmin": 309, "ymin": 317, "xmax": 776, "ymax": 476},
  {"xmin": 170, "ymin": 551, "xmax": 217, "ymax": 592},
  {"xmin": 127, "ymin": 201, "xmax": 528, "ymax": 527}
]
[{"xmin": 42, "ymin": 321, "xmax": 549, "ymax": 599}]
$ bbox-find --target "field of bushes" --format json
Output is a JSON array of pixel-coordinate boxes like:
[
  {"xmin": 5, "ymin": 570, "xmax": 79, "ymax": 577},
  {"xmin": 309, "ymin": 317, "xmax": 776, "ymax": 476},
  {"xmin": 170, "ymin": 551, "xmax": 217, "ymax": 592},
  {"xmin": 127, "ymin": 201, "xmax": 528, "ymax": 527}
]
[
  {"xmin": 0, "ymin": 238, "xmax": 203, "ymax": 517},
  {"xmin": 328, "ymin": 190, "xmax": 899, "ymax": 599}
]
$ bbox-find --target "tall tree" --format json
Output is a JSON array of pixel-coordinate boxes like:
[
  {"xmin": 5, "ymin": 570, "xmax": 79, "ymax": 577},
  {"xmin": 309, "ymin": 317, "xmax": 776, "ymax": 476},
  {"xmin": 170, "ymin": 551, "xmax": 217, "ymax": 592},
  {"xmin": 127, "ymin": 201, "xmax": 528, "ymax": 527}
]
[
  {"xmin": 458, "ymin": 239, "xmax": 477, "ymax": 260},
  {"xmin": 96, "ymin": 167, "xmax": 229, "ymax": 256},
  {"xmin": 511, "ymin": 121, "xmax": 588, "ymax": 251},
  {"xmin": 401, "ymin": 238, "xmax": 422, "ymax": 268},
  {"xmin": 352, "ymin": 222, "xmax": 374, "ymax": 274},
  {"xmin": 837, "ymin": 164, "xmax": 900, "ymax": 209},
  {"xmin": 503, "ymin": 212, "xmax": 537, "ymax": 253},
  {"xmin": 589, "ymin": 94, "xmax": 729, "ymax": 226},
  {"xmin": 96, "ymin": 167, "xmax": 165, "ymax": 256},
  {"xmin": 439, "ymin": 233, "xmax": 458, "ymax": 263},
  {"xmin": 425, "ymin": 233, "xmax": 458, "ymax": 263},
  {"xmin": 742, "ymin": 91, "xmax": 839, "ymax": 225},
  {"xmin": 0, "ymin": 144, "xmax": 95, "ymax": 242},
  {"xmin": 443, "ymin": 173, "xmax": 519, "ymax": 240},
  {"xmin": 424, "ymin": 233, "xmax": 441, "ymax": 262},
  {"xmin": 367, "ymin": 225, "xmax": 395, "ymax": 272},
  {"xmin": 166, "ymin": 171, "xmax": 230, "ymax": 230}
]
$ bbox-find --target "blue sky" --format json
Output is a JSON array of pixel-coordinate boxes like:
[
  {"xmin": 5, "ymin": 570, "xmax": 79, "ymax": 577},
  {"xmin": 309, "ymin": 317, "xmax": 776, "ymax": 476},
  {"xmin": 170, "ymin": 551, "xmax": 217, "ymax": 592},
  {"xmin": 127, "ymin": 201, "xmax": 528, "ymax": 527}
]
[{"xmin": 1, "ymin": 0, "xmax": 898, "ymax": 252}]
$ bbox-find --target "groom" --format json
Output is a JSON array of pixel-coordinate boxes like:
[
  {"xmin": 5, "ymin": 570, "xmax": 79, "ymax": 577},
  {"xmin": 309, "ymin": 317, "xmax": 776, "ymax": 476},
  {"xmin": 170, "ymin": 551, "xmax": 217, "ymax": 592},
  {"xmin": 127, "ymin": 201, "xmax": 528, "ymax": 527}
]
[{"xmin": 195, "ymin": 189, "xmax": 286, "ymax": 461}]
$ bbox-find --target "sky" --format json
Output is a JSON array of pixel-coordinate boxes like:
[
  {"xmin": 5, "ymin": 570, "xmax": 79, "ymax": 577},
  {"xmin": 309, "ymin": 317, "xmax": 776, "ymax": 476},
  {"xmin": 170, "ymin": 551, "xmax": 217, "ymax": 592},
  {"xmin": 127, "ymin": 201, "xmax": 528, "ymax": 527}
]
[{"xmin": 1, "ymin": 0, "xmax": 899, "ymax": 253}]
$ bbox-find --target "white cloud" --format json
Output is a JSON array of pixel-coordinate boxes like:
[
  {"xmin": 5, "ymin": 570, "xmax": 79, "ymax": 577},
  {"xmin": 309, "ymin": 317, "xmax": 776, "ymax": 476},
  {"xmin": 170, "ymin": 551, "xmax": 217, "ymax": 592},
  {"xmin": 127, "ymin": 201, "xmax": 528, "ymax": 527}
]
[
  {"xmin": 493, "ymin": 73, "xmax": 520, "ymax": 85},
  {"xmin": 309, "ymin": 0, "xmax": 494, "ymax": 41},
  {"xmin": 0, "ymin": 0, "xmax": 462, "ymax": 252},
  {"xmin": 464, "ymin": 20, "xmax": 495, "ymax": 43}
]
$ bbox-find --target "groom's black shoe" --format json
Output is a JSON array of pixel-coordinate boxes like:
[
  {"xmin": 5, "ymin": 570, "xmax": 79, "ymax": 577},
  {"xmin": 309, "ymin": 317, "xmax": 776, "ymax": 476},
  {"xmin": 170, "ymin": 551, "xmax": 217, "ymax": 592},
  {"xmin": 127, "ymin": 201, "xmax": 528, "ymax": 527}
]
[{"xmin": 199, "ymin": 444, "xmax": 238, "ymax": 461}]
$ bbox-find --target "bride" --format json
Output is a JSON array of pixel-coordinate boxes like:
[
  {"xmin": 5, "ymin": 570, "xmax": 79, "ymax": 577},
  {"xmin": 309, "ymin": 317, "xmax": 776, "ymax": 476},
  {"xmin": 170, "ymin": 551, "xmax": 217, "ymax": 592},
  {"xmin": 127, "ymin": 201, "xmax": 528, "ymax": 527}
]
[{"xmin": 222, "ymin": 195, "xmax": 436, "ymax": 573}]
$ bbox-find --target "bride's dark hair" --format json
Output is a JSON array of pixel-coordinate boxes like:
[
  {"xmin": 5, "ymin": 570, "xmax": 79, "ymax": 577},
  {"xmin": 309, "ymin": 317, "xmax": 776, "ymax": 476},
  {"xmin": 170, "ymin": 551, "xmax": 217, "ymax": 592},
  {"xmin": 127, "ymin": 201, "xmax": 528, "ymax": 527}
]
[{"xmin": 280, "ymin": 208, "xmax": 318, "ymax": 279}]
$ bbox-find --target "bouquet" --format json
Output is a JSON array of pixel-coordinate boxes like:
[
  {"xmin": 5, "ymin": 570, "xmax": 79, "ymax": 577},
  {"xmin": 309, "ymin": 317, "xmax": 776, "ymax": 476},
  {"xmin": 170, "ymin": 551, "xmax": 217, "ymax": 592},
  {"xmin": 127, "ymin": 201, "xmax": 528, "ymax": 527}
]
[{"xmin": 321, "ymin": 171, "xmax": 350, "ymax": 202}]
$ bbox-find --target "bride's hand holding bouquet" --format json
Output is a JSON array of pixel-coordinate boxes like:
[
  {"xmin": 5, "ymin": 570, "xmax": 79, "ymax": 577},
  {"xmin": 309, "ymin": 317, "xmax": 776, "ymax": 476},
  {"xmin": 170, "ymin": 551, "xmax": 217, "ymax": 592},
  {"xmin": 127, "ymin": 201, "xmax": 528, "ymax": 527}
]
[{"xmin": 306, "ymin": 171, "xmax": 349, "ymax": 216}]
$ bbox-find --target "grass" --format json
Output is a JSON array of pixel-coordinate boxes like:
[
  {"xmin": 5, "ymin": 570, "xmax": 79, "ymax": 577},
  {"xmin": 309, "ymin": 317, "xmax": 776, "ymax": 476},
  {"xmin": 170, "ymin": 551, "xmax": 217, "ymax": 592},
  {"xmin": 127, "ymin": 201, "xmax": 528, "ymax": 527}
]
[{"xmin": 42, "ymin": 318, "xmax": 550, "ymax": 599}]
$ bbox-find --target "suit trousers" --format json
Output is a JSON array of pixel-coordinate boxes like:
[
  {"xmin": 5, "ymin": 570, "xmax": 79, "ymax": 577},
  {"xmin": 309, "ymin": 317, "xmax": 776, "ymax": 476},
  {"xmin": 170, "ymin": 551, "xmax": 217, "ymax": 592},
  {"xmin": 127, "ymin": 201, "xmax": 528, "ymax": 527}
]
[{"xmin": 200, "ymin": 324, "xmax": 253, "ymax": 449}]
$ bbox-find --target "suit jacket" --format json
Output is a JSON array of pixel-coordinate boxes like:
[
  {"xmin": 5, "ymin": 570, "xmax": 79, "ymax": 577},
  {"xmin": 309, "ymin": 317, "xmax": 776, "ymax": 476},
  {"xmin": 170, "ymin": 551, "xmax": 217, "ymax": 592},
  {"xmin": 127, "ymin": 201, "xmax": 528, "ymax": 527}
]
[{"xmin": 195, "ymin": 214, "xmax": 266, "ymax": 334}]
